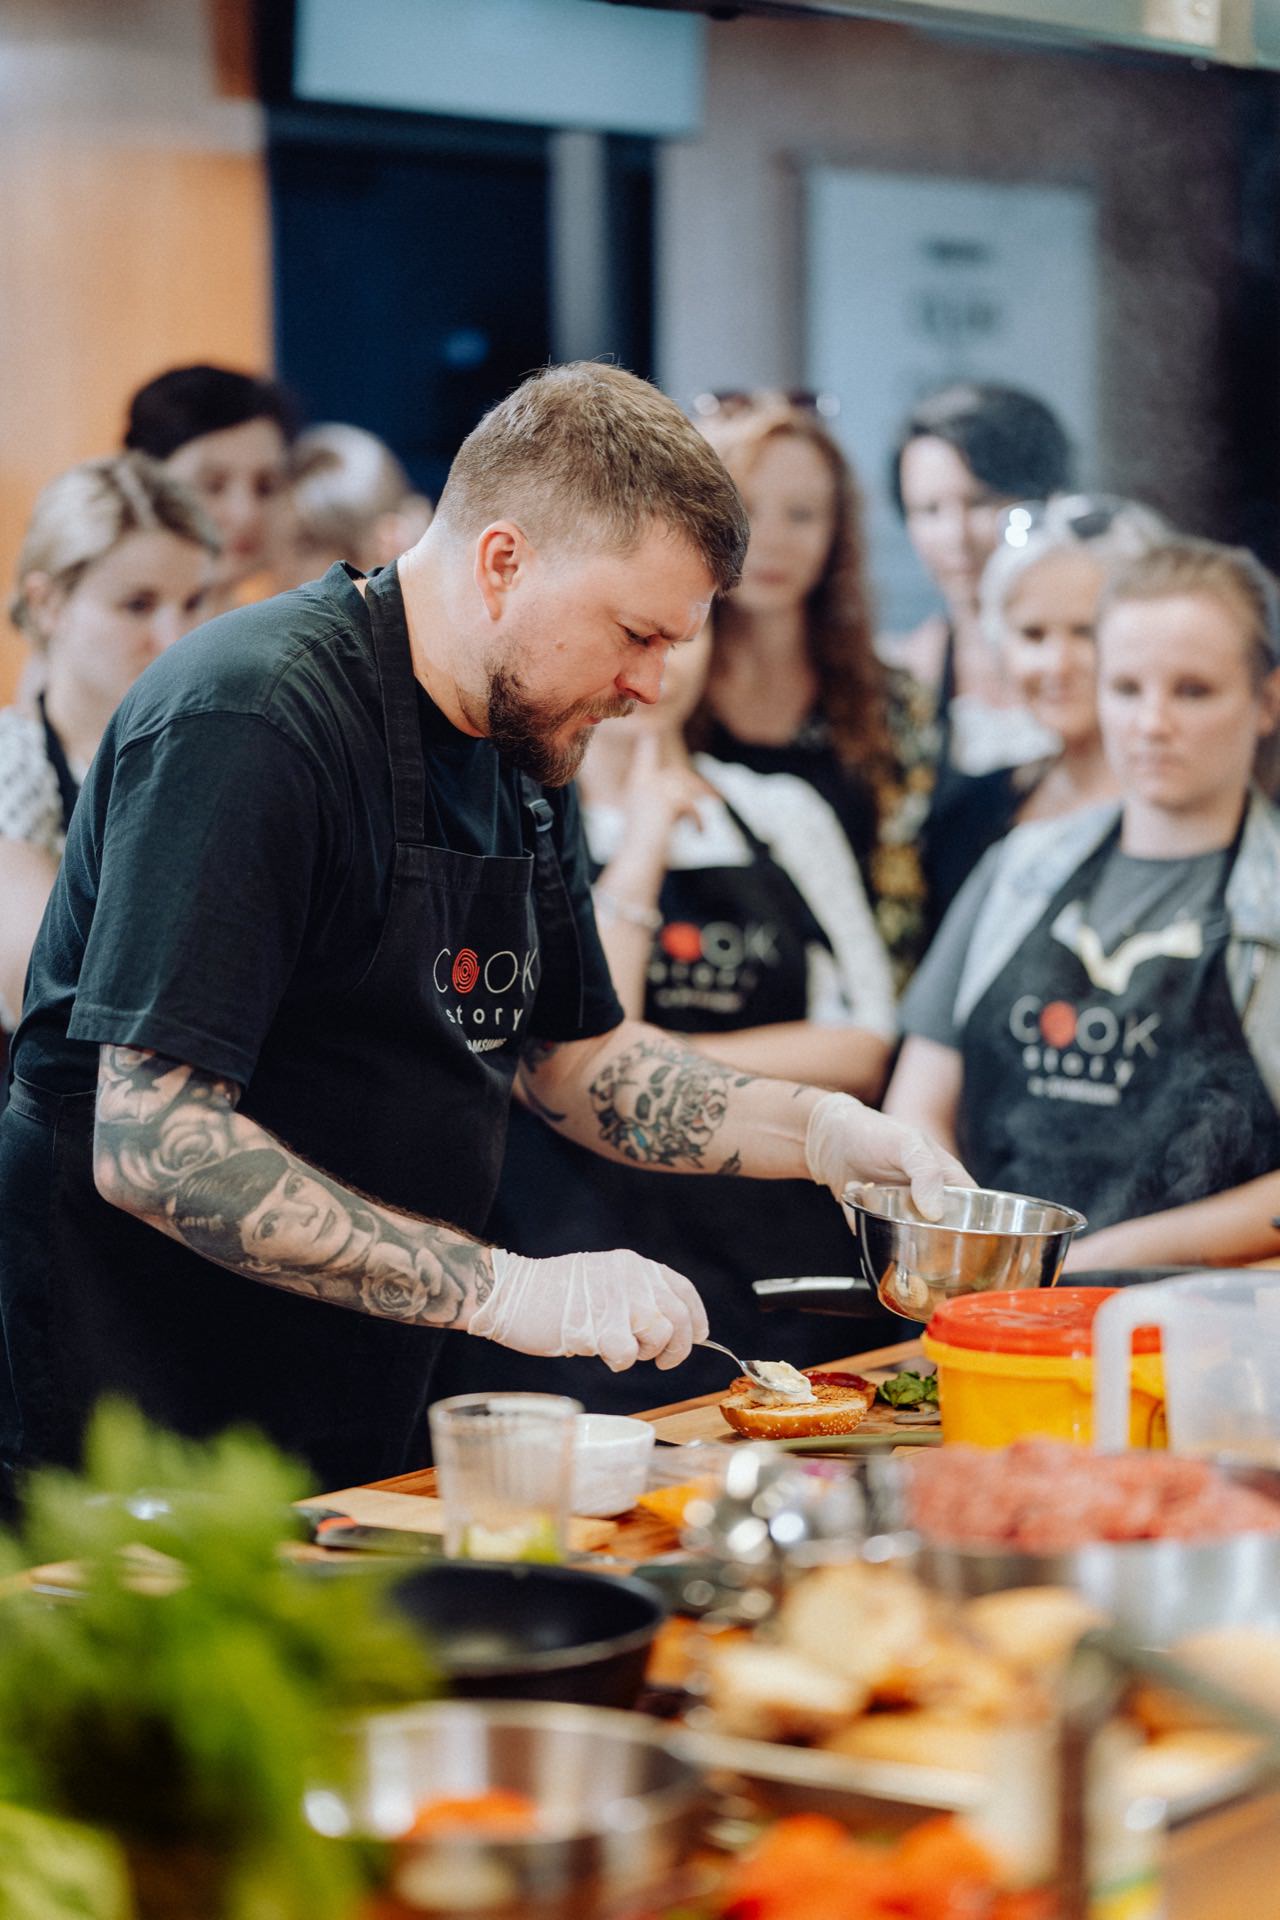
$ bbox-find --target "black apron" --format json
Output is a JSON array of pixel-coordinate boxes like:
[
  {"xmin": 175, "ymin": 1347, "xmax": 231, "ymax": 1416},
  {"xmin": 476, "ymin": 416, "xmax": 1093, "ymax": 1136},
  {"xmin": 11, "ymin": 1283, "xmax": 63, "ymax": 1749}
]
[
  {"xmin": 431, "ymin": 795, "xmax": 891, "ymax": 1412},
  {"xmin": 958, "ymin": 824, "xmax": 1280, "ymax": 1229},
  {"xmin": 0, "ymin": 699, "xmax": 80, "ymax": 1118},
  {"xmin": 0, "ymin": 565, "xmax": 582, "ymax": 1494},
  {"xmin": 921, "ymin": 628, "xmax": 1022, "ymax": 933}
]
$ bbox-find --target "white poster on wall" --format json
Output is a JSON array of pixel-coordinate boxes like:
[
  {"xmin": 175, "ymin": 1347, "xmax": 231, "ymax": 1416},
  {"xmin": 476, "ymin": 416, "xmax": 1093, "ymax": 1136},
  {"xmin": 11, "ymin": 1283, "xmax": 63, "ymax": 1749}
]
[{"xmin": 805, "ymin": 169, "xmax": 1098, "ymax": 632}]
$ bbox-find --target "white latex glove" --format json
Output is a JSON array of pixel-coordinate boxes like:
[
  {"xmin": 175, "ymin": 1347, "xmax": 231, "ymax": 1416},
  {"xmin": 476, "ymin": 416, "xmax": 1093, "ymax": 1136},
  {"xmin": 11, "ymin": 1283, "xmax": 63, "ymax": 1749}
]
[
  {"xmin": 469, "ymin": 1248, "xmax": 710, "ymax": 1372},
  {"xmin": 804, "ymin": 1091, "xmax": 973, "ymax": 1223}
]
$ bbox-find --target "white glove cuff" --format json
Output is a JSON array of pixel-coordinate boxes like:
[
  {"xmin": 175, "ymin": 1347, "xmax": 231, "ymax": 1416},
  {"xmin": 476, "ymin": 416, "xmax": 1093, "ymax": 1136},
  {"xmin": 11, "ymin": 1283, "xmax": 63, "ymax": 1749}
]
[
  {"xmin": 803, "ymin": 1090, "xmax": 862, "ymax": 1194},
  {"xmin": 466, "ymin": 1245, "xmax": 519, "ymax": 1344}
]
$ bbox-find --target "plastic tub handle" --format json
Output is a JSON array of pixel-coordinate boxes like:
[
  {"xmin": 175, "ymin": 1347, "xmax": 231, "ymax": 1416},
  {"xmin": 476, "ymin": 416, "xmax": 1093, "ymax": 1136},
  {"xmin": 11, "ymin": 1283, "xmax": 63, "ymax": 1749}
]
[{"xmin": 1093, "ymin": 1282, "xmax": 1175, "ymax": 1451}]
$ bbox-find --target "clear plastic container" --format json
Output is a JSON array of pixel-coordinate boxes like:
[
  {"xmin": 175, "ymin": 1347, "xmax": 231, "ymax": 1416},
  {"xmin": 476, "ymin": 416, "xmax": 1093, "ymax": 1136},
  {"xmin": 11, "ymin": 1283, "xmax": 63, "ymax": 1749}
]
[{"xmin": 1094, "ymin": 1272, "xmax": 1280, "ymax": 1458}]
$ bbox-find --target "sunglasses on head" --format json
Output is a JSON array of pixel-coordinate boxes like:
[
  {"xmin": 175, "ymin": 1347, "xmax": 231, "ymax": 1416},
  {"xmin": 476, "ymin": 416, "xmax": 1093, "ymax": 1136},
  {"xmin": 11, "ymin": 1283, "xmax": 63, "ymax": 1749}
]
[
  {"xmin": 1000, "ymin": 494, "xmax": 1135, "ymax": 550},
  {"xmin": 691, "ymin": 388, "xmax": 841, "ymax": 421}
]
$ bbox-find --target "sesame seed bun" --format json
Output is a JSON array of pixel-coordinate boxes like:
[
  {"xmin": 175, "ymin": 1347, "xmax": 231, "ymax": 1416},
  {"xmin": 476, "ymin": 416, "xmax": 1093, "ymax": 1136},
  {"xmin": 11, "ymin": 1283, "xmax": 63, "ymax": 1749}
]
[{"xmin": 719, "ymin": 1373, "xmax": 876, "ymax": 1441}]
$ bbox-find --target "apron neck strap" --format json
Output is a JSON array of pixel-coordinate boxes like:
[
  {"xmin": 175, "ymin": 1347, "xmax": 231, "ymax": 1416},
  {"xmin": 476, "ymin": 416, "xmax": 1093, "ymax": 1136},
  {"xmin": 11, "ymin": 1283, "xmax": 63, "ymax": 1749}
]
[
  {"xmin": 519, "ymin": 774, "xmax": 585, "ymax": 1032},
  {"xmin": 37, "ymin": 692, "xmax": 80, "ymax": 834},
  {"xmin": 363, "ymin": 565, "xmax": 427, "ymax": 844}
]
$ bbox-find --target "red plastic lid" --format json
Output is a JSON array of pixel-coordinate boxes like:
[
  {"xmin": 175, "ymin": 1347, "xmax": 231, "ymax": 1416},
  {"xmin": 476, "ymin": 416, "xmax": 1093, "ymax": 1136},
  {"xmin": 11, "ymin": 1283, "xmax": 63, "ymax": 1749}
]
[{"xmin": 926, "ymin": 1287, "xmax": 1161, "ymax": 1358}]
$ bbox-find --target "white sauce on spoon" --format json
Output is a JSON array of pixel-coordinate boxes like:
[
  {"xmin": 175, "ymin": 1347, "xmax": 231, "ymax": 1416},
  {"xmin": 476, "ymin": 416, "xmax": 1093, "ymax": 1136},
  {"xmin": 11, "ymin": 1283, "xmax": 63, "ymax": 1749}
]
[{"xmin": 743, "ymin": 1360, "xmax": 817, "ymax": 1404}]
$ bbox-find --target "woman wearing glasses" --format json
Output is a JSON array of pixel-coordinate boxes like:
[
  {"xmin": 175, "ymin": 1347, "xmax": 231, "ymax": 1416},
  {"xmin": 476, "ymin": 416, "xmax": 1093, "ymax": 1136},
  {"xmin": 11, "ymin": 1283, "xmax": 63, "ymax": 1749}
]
[
  {"xmin": 692, "ymin": 394, "xmax": 933, "ymax": 984},
  {"xmin": 886, "ymin": 382, "xmax": 1075, "ymax": 928},
  {"xmin": 960, "ymin": 494, "xmax": 1168, "ymax": 849},
  {"xmin": 885, "ymin": 537, "xmax": 1280, "ymax": 1269}
]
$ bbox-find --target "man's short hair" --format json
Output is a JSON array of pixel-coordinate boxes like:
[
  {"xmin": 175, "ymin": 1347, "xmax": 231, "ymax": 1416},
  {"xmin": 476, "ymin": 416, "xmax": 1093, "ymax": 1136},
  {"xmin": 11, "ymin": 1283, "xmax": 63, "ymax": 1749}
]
[
  {"xmin": 173, "ymin": 1148, "xmax": 287, "ymax": 1268},
  {"xmin": 435, "ymin": 362, "xmax": 748, "ymax": 594}
]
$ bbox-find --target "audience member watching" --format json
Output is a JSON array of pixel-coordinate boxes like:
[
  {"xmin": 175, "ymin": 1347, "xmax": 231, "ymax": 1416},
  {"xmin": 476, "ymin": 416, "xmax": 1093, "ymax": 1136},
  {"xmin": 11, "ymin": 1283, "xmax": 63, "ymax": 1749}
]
[
  {"xmin": 885, "ymin": 382, "xmax": 1075, "ymax": 927},
  {"xmin": 885, "ymin": 537, "xmax": 1280, "ymax": 1270},
  {"xmin": 947, "ymin": 493, "xmax": 1169, "ymax": 880},
  {"xmin": 124, "ymin": 364, "xmax": 297, "ymax": 615},
  {"xmin": 692, "ymin": 394, "xmax": 934, "ymax": 984},
  {"xmin": 430, "ymin": 615, "xmax": 900, "ymax": 1412},
  {"xmin": 273, "ymin": 422, "xmax": 434, "ymax": 590},
  {"xmin": 0, "ymin": 454, "xmax": 218, "ymax": 1079}
]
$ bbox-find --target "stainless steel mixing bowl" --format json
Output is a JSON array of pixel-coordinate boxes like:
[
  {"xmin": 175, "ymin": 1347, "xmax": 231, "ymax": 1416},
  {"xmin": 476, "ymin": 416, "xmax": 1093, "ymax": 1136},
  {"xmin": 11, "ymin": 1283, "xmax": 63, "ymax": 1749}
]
[
  {"xmin": 305, "ymin": 1699, "xmax": 704, "ymax": 1918},
  {"xmin": 841, "ymin": 1181, "xmax": 1087, "ymax": 1322}
]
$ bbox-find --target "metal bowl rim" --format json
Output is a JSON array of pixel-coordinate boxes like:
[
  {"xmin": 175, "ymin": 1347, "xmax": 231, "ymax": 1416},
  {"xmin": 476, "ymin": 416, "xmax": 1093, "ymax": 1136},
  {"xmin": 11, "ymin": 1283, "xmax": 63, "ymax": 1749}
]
[
  {"xmin": 841, "ymin": 1181, "xmax": 1088, "ymax": 1237},
  {"xmin": 332, "ymin": 1697, "xmax": 705, "ymax": 1841},
  {"xmin": 393, "ymin": 1559, "xmax": 667, "ymax": 1676}
]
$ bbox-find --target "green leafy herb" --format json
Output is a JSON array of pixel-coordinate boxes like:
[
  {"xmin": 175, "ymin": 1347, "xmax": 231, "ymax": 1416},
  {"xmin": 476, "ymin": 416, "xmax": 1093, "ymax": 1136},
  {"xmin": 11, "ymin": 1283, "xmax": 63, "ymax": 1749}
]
[
  {"xmin": 0, "ymin": 1401, "xmax": 438, "ymax": 1920},
  {"xmin": 875, "ymin": 1369, "xmax": 939, "ymax": 1410}
]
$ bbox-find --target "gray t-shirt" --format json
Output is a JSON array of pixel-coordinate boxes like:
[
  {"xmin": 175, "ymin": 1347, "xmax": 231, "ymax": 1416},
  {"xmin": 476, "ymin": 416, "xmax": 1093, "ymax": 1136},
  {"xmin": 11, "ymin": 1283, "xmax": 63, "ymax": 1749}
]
[{"xmin": 903, "ymin": 837, "xmax": 1232, "ymax": 1049}]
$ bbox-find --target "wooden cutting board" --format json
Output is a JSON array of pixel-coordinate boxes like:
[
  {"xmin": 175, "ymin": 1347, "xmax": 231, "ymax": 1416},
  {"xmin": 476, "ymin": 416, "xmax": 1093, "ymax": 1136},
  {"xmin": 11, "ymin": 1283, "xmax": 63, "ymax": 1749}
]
[{"xmin": 308, "ymin": 1484, "xmax": 618, "ymax": 1554}]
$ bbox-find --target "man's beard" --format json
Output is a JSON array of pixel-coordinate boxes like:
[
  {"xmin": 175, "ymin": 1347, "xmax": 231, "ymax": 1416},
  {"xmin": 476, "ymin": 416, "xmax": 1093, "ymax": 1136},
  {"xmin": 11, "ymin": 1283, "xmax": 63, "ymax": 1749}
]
[{"xmin": 484, "ymin": 661, "xmax": 634, "ymax": 786}]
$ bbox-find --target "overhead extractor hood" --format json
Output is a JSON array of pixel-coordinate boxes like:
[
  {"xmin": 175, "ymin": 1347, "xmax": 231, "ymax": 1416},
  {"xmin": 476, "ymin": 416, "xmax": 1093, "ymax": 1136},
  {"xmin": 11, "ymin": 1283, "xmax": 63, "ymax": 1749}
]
[{"xmin": 611, "ymin": 1, "xmax": 1280, "ymax": 69}]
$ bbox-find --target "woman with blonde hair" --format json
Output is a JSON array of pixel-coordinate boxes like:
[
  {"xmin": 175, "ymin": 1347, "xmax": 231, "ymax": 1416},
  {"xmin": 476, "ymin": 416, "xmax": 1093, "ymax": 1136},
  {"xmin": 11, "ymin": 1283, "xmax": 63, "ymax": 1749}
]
[
  {"xmin": 886, "ymin": 535, "xmax": 1280, "ymax": 1269},
  {"xmin": 939, "ymin": 492, "xmax": 1170, "ymax": 872},
  {"xmin": 273, "ymin": 422, "xmax": 434, "ymax": 589},
  {"xmin": 692, "ymin": 395, "xmax": 932, "ymax": 983},
  {"xmin": 1, "ymin": 454, "xmax": 218, "ymax": 1062}
]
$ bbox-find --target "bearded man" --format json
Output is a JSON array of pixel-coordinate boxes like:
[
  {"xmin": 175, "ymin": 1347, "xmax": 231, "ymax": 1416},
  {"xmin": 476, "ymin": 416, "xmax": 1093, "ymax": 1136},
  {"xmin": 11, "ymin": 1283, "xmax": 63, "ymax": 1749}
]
[{"xmin": 0, "ymin": 363, "xmax": 965, "ymax": 1497}]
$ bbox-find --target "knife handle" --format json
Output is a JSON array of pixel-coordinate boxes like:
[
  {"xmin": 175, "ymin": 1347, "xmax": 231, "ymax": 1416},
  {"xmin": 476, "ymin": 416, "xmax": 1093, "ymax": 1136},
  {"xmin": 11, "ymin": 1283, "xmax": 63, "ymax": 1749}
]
[{"xmin": 751, "ymin": 1275, "xmax": 877, "ymax": 1314}]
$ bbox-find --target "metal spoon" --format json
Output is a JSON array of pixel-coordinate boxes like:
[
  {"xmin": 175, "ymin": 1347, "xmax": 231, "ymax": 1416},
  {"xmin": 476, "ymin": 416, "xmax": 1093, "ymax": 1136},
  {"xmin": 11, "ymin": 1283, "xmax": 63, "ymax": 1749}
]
[{"xmin": 697, "ymin": 1339, "xmax": 815, "ymax": 1400}]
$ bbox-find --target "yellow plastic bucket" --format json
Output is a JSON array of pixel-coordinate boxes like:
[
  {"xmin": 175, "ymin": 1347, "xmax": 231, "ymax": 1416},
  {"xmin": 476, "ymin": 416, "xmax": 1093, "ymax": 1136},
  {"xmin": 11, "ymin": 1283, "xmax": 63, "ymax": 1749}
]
[{"xmin": 920, "ymin": 1289, "xmax": 1165, "ymax": 1449}]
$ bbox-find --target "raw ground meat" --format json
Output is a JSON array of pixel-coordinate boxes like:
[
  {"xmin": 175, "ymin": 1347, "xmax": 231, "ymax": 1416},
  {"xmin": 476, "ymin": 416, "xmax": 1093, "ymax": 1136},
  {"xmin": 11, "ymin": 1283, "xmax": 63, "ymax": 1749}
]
[{"xmin": 908, "ymin": 1440, "xmax": 1280, "ymax": 1550}]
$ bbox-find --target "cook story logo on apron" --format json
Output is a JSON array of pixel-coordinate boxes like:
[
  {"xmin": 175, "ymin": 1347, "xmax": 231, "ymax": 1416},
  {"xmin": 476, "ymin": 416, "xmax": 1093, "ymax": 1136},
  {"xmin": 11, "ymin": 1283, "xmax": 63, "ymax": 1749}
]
[
  {"xmin": 1005, "ymin": 902, "xmax": 1213, "ymax": 1107},
  {"xmin": 647, "ymin": 916, "xmax": 782, "ymax": 1019},
  {"xmin": 433, "ymin": 940, "xmax": 541, "ymax": 1053}
]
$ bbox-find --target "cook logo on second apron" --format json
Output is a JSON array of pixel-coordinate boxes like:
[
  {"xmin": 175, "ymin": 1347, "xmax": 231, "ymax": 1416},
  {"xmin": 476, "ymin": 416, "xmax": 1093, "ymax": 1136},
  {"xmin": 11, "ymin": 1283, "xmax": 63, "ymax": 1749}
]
[
  {"xmin": 433, "ymin": 941, "xmax": 540, "ymax": 1052},
  {"xmin": 647, "ymin": 917, "xmax": 781, "ymax": 1018},
  {"xmin": 1009, "ymin": 992, "xmax": 1160, "ymax": 1104}
]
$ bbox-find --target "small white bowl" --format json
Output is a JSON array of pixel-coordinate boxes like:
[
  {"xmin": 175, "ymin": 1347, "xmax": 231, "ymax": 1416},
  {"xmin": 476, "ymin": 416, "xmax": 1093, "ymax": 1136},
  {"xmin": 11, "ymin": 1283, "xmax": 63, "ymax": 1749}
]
[{"xmin": 571, "ymin": 1414, "xmax": 656, "ymax": 1518}]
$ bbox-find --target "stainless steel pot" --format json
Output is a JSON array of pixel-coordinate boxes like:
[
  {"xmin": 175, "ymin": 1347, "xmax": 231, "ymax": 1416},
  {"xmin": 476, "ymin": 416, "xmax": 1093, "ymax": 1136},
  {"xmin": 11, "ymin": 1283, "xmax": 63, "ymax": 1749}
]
[
  {"xmin": 306, "ymin": 1699, "xmax": 704, "ymax": 1918},
  {"xmin": 841, "ymin": 1181, "xmax": 1087, "ymax": 1322}
]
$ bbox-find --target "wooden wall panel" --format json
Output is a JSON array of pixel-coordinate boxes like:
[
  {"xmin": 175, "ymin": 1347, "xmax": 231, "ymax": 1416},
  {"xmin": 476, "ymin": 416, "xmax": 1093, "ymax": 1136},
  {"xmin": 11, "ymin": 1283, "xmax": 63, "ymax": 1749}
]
[{"xmin": 0, "ymin": 140, "xmax": 270, "ymax": 702}]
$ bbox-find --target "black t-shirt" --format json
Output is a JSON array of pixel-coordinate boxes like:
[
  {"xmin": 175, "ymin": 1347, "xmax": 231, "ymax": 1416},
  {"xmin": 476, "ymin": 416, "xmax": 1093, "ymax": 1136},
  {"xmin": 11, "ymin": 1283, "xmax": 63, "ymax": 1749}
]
[{"xmin": 14, "ymin": 565, "xmax": 622, "ymax": 1096}]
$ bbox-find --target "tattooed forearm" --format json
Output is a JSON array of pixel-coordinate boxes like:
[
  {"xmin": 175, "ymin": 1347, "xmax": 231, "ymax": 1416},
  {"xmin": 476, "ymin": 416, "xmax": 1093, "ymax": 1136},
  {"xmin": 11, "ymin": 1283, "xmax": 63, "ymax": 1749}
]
[
  {"xmin": 93, "ymin": 1045, "xmax": 493, "ymax": 1328},
  {"xmin": 516, "ymin": 1019, "xmax": 822, "ymax": 1181},
  {"xmin": 588, "ymin": 1034, "xmax": 748, "ymax": 1169}
]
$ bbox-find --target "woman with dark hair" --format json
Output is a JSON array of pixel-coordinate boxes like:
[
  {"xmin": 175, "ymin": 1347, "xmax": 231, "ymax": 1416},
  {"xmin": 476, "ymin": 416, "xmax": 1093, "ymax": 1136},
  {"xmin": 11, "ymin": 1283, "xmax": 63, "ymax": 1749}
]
[
  {"xmin": 124, "ymin": 363, "xmax": 298, "ymax": 615},
  {"xmin": 693, "ymin": 396, "xmax": 934, "ymax": 983},
  {"xmin": 886, "ymin": 536, "xmax": 1280, "ymax": 1270},
  {"xmin": 886, "ymin": 382, "xmax": 1075, "ymax": 926}
]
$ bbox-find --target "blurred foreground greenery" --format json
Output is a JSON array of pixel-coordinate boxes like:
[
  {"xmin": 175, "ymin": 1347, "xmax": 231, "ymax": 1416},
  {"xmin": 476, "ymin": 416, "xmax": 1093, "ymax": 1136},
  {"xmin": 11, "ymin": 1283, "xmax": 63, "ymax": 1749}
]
[{"xmin": 0, "ymin": 1402, "xmax": 438, "ymax": 1920}]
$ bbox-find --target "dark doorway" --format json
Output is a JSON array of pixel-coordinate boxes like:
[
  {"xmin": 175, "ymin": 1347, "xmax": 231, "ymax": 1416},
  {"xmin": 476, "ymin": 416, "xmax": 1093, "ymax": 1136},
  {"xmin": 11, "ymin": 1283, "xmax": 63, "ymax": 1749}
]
[{"xmin": 268, "ymin": 110, "xmax": 554, "ymax": 499}]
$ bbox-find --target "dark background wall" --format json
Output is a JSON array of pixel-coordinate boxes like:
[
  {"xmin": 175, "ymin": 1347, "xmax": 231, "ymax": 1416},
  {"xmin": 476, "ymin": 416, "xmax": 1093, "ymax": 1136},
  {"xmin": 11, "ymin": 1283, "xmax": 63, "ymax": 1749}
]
[{"xmin": 656, "ymin": 17, "xmax": 1280, "ymax": 563}]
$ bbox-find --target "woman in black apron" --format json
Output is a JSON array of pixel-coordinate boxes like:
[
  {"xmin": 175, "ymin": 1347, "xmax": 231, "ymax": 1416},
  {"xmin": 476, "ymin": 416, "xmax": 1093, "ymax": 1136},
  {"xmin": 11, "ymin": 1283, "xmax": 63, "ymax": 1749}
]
[
  {"xmin": 0, "ymin": 453, "xmax": 218, "ymax": 1099},
  {"xmin": 684, "ymin": 396, "xmax": 932, "ymax": 988},
  {"xmin": 886, "ymin": 535, "xmax": 1280, "ymax": 1271},
  {"xmin": 431, "ymin": 623, "xmax": 904, "ymax": 1411}
]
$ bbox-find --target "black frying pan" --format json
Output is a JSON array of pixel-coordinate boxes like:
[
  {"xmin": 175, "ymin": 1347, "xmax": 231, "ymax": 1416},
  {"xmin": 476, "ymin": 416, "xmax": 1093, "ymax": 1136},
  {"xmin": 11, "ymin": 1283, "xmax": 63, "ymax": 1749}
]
[
  {"xmin": 751, "ymin": 1266, "xmax": 1205, "ymax": 1313},
  {"xmin": 388, "ymin": 1560, "xmax": 666, "ymax": 1710}
]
